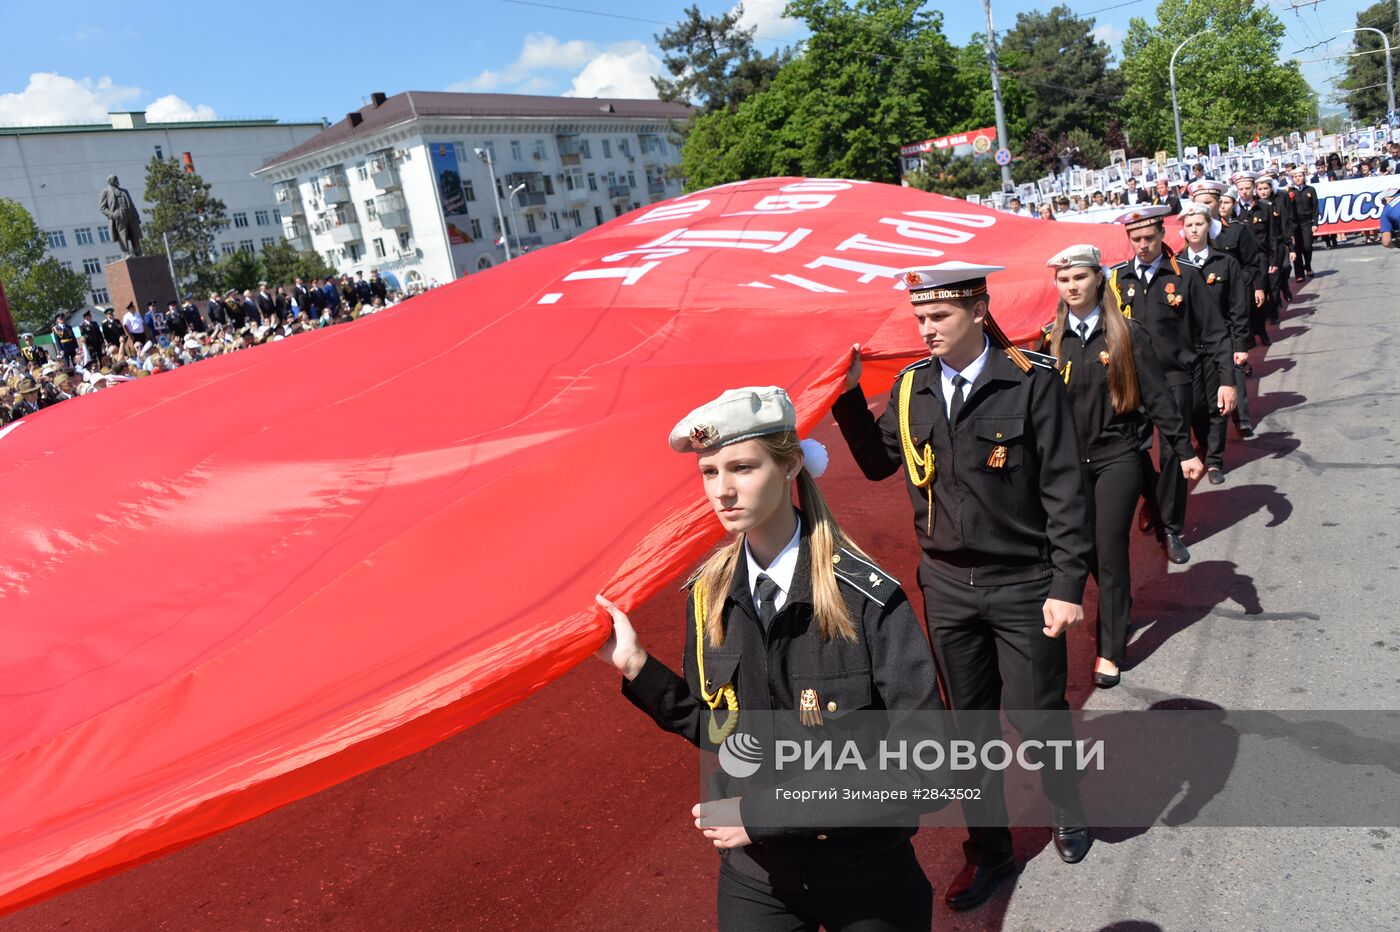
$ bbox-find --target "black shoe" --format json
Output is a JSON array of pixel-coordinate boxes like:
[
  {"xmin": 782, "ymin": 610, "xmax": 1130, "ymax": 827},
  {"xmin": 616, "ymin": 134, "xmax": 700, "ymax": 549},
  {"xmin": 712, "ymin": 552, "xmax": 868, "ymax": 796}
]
[
  {"xmin": 1051, "ymin": 807, "xmax": 1093, "ymax": 864},
  {"xmin": 1137, "ymin": 502, "xmax": 1157, "ymax": 534},
  {"xmin": 1163, "ymin": 533, "xmax": 1191, "ymax": 564},
  {"xmin": 1306, "ymin": 270, "xmax": 1314, "ymax": 278},
  {"xmin": 1206, "ymin": 467, "xmax": 1224, "ymax": 485},
  {"xmin": 945, "ymin": 858, "xmax": 1017, "ymax": 911},
  {"xmin": 1093, "ymin": 669, "xmax": 1120, "ymax": 688},
  {"xmin": 1238, "ymin": 425, "xmax": 1254, "ymax": 438}
]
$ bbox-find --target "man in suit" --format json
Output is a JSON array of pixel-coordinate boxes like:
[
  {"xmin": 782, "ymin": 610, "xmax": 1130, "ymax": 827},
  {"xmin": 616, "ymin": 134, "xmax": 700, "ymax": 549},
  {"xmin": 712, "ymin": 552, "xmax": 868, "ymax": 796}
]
[
  {"xmin": 80, "ymin": 311, "xmax": 106, "ymax": 367},
  {"xmin": 369, "ymin": 270, "xmax": 388, "ymax": 303},
  {"xmin": 1150, "ymin": 177, "xmax": 1181, "ymax": 213},
  {"xmin": 293, "ymin": 277, "xmax": 313, "ymax": 319},
  {"xmin": 1286, "ymin": 168, "xmax": 1318, "ymax": 281},
  {"xmin": 100, "ymin": 307, "xmax": 124, "ymax": 354},
  {"xmin": 255, "ymin": 282, "xmax": 278, "ymax": 323},
  {"xmin": 1124, "ymin": 176, "xmax": 1151, "ymax": 204},
  {"xmin": 182, "ymin": 298, "xmax": 206, "ymax": 333},
  {"xmin": 205, "ymin": 292, "xmax": 228, "ymax": 329},
  {"xmin": 1105, "ymin": 205, "xmax": 1236, "ymax": 564}
]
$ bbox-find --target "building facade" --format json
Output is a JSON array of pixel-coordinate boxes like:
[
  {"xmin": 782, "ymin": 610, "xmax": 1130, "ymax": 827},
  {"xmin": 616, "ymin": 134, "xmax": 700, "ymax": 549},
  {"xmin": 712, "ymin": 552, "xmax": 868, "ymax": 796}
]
[
  {"xmin": 0, "ymin": 111, "xmax": 323, "ymax": 309},
  {"xmin": 253, "ymin": 91, "xmax": 691, "ymax": 288}
]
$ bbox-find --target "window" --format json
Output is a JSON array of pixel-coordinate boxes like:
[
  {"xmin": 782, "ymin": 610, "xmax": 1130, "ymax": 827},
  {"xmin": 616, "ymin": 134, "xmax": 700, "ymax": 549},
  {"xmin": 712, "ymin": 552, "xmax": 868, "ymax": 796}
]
[
  {"xmin": 453, "ymin": 142, "xmax": 468, "ymax": 162},
  {"xmin": 45, "ymin": 230, "xmax": 67, "ymax": 248},
  {"xmin": 311, "ymin": 177, "xmax": 323, "ymax": 197},
  {"xmin": 533, "ymin": 140, "xmax": 546, "ymax": 159},
  {"xmin": 98, "ymin": 226, "xmax": 111, "ymax": 243},
  {"xmin": 75, "ymin": 227, "xmax": 93, "ymax": 245},
  {"xmin": 82, "ymin": 257, "xmax": 102, "ymax": 274},
  {"xmin": 565, "ymin": 168, "xmax": 583, "ymax": 190},
  {"xmin": 463, "ymin": 179, "xmax": 476, "ymax": 201},
  {"xmin": 91, "ymin": 288, "xmax": 110, "ymax": 305},
  {"xmin": 239, "ymin": 239, "xmax": 255, "ymax": 253},
  {"xmin": 273, "ymin": 208, "xmax": 281, "ymax": 223},
  {"xmin": 356, "ymin": 163, "xmax": 369, "ymax": 181},
  {"xmin": 549, "ymin": 212, "xmax": 559, "ymax": 231},
  {"xmin": 364, "ymin": 198, "xmax": 378, "ymax": 221},
  {"xmin": 373, "ymin": 237, "xmax": 386, "ymax": 258},
  {"xmin": 58, "ymin": 260, "xmax": 74, "ymax": 271},
  {"xmin": 105, "ymin": 255, "xmax": 120, "ymax": 266},
  {"xmin": 543, "ymin": 175, "xmax": 554, "ymax": 195},
  {"xmin": 621, "ymin": 139, "xmax": 632, "ymax": 158},
  {"xmin": 602, "ymin": 139, "xmax": 611, "ymax": 158},
  {"xmin": 347, "ymin": 243, "xmax": 361, "ymax": 261},
  {"xmin": 570, "ymin": 208, "xmax": 581, "ymax": 226},
  {"xmin": 221, "ymin": 242, "xmax": 236, "ymax": 256},
  {"xmin": 510, "ymin": 140, "xmax": 522, "ymax": 160},
  {"xmin": 587, "ymin": 173, "xmax": 597, "ymax": 191},
  {"xmin": 262, "ymin": 237, "xmax": 277, "ymax": 249},
  {"xmin": 255, "ymin": 210, "xmax": 271, "ymax": 226},
  {"xmin": 479, "ymin": 141, "xmax": 495, "ymax": 159},
  {"xmin": 233, "ymin": 212, "xmax": 249, "ymax": 228},
  {"xmin": 593, "ymin": 205, "xmax": 604, "ymax": 225},
  {"xmin": 154, "ymin": 145, "xmax": 164, "ymax": 160},
  {"xmin": 477, "ymin": 256, "xmax": 493, "ymax": 270},
  {"xmin": 526, "ymin": 214, "xmax": 537, "ymax": 234},
  {"xmin": 580, "ymin": 139, "xmax": 591, "ymax": 158},
  {"xmin": 613, "ymin": 204, "xmax": 624, "ymax": 218},
  {"xmin": 398, "ymin": 230, "xmax": 411, "ymax": 249},
  {"xmin": 470, "ymin": 218, "xmax": 482, "ymax": 239},
  {"xmin": 627, "ymin": 170, "xmax": 636, "ymax": 188}
]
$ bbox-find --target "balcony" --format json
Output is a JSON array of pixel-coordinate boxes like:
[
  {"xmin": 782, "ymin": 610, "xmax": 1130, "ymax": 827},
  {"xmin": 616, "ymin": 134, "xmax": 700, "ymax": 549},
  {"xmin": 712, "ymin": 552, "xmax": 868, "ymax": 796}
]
[
  {"xmin": 282, "ymin": 219, "xmax": 310, "ymax": 249},
  {"xmin": 556, "ymin": 134, "xmax": 582, "ymax": 166},
  {"xmin": 608, "ymin": 184, "xmax": 631, "ymax": 200},
  {"xmin": 648, "ymin": 180, "xmax": 667, "ymax": 196},
  {"xmin": 320, "ymin": 170, "xmax": 352, "ymax": 203},
  {"xmin": 328, "ymin": 222, "xmax": 361, "ymax": 244},
  {"xmin": 274, "ymin": 183, "xmax": 305, "ymax": 215},
  {"xmin": 313, "ymin": 207, "xmax": 360, "ymax": 243},
  {"xmin": 369, "ymin": 153, "xmax": 400, "ymax": 190},
  {"xmin": 374, "ymin": 193, "xmax": 409, "ymax": 229},
  {"xmin": 566, "ymin": 185, "xmax": 591, "ymax": 204}
]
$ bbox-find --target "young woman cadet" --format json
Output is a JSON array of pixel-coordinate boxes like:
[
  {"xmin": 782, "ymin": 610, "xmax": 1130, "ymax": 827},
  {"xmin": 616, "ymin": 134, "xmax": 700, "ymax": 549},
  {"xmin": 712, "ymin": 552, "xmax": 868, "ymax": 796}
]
[
  {"xmin": 595, "ymin": 386, "xmax": 945, "ymax": 931},
  {"xmin": 1042, "ymin": 245, "xmax": 1205, "ymax": 687}
]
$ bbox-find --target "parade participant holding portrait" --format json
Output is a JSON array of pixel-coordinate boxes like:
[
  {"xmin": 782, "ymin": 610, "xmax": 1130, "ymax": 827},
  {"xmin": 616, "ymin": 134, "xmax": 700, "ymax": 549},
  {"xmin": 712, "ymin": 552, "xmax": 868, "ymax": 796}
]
[
  {"xmin": 1105, "ymin": 205, "xmax": 1235, "ymax": 565},
  {"xmin": 831, "ymin": 263, "xmax": 1095, "ymax": 911},
  {"xmin": 595, "ymin": 386, "xmax": 945, "ymax": 931},
  {"xmin": 1043, "ymin": 244, "xmax": 1203, "ymax": 685}
]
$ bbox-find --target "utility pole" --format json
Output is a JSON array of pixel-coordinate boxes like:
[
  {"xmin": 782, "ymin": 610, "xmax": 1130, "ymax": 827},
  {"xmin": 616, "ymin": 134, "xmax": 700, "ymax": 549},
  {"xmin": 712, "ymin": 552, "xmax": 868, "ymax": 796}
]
[
  {"xmin": 475, "ymin": 147, "xmax": 513, "ymax": 262},
  {"xmin": 161, "ymin": 232, "xmax": 182, "ymax": 304},
  {"xmin": 982, "ymin": 0, "xmax": 1014, "ymax": 192},
  {"xmin": 1336, "ymin": 27, "xmax": 1396, "ymax": 126}
]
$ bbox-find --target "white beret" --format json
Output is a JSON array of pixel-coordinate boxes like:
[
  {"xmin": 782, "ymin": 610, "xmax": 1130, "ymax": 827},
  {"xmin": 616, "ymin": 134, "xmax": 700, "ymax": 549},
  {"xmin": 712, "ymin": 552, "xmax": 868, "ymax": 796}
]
[
  {"xmin": 669, "ymin": 386, "xmax": 796, "ymax": 453},
  {"xmin": 1188, "ymin": 179, "xmax": 1228, "ymax": 197},
  {"xmin": 1220, "ymin": 186, "xmax": 1239, "ymax": 201},
  {"xmin": 1179, "ymin": 201, "xmax": 1213, "ymax": 218},
  {"xmin": 1045, "ymin": 244, "xmax": 1102, "ymax": 270}
]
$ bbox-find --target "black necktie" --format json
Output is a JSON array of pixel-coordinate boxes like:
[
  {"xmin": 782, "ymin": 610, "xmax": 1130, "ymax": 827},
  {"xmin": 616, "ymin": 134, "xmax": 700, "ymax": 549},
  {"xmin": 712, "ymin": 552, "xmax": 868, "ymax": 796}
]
[
  {"xmin": 1137, "ymin": 262, "xmax": 1151, "ymax": 284},
  {"xmin": 1077, "ymin": 322, "xmax": 1089, "ymax": 344},
  {"xmin": 949, "ymin": 374, "xmax": 969, "ymax": 424},
  {"xmin": 754, "ymin": 573, "xmax": 779, "ymax": 630}
]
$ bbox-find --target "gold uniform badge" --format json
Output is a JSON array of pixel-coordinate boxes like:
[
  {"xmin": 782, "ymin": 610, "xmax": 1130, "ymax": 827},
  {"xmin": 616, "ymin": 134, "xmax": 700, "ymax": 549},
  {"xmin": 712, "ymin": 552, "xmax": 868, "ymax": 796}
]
[{"xmin": 799, "ymin": 688, "xmax": 823, "ymax": 726}]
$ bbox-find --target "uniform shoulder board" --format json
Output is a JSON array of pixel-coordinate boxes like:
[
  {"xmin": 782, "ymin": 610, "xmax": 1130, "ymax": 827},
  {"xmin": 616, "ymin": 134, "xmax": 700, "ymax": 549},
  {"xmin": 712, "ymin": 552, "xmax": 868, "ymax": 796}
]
[
  {"xmin": 1040, "ymin": 321, "xmax": 1055, "ymax": 336},
  {"xmin": 679, "ymin": 566, "xmax": 703, "ymax": 591},
  {"xmin": 832, "ymin": 547, "xmax": 900, "ymax": 607},
  {"xmin": 1021, "ymin": 349, "xmax": 1058, "ymax": 370},
  {"xmin": 1108, "ymin": 259, "xmax": 1132, "ymax": 273},
  {"xmin": 894, "ymin": 357, "xmax": 934, "ymax": 379}
]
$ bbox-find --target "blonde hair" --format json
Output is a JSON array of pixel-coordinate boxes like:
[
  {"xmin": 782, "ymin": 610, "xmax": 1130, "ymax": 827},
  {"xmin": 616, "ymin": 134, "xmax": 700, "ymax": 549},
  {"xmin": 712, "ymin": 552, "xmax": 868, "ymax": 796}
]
[{"xmin": 692, "ymin": 431, "xmax": 871, "ymax": 647}]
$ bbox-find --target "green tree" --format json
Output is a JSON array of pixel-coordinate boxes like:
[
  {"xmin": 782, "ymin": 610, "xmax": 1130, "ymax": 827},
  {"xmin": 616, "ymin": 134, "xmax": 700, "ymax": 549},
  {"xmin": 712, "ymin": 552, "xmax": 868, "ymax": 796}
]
[
  {"xmin": 0, "ymin": 197, "xmax": 89, "ymax": 333},
  {"xmin": 143, "ymin": 156, "xmax": 228, "ymax": 297},
  {"xmin": 654, "ymin": 4, "xmax": 785, "ymax": 112},
  {"xmin": 259, "ymin": 239, "xmax": 335, "ymax": 286},
  {"xmin": 1336, "ymin": 1, "xmax": 1398, "ymax": 124},
  {"xmin": 904, "ymin": 148, "xmax": 1040, "ymax": 199},
  {"xmin": 678, "ymin": 0, "xmax": 968, "ymax": 189},
  {"xmin": 294, "ymin": 250, "xmax": 336, "ymax": 282},
  {"xmin": 213, "ymin": 248, "xmax": 264, "ymax": 293},
  {"xmin": 1120, "ymin": 0, "xmax": 1316, "ymax": 152},
  {"xmin": 1001, "ymin": 6, "xmax": 1123, "ymax": 142}
]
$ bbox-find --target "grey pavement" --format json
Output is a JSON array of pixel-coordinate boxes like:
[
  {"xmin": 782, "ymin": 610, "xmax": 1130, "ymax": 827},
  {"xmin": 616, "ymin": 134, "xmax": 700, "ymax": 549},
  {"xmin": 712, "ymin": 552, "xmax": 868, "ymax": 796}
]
[{"xmin": 948, "ymin": 242, "xmax": 1400, "ymax": 930}]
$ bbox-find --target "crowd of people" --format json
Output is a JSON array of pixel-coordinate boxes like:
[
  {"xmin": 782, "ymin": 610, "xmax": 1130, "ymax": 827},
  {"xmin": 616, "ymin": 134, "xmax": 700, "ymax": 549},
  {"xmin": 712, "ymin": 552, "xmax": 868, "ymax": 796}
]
[{"xmin": 1, "ymin": 270, "xmax": 420, "ymax": 425}]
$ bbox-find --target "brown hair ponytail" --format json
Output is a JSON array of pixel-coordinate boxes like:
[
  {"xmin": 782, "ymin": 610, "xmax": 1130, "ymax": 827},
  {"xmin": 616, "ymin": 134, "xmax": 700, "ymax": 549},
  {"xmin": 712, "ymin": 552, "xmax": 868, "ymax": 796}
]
[{"xmin": 1048, "ymin": 271, "xmax": 1141, "ymax": 413}]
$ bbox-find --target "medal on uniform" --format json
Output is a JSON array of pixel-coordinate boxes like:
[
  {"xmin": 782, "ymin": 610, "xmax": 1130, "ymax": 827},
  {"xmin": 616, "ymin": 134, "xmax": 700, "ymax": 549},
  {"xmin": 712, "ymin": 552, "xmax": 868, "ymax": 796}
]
[
  {"xmin": 799, "ymin": 688, "xmax": 823, "ymax": 726},
  {"xmin": 986, "ymin": 445, "xmax": 1008, "ymax": 469},
  {"xmin": 1126, "ymin": 286, "xmax": 1137, "ymax": 299},
  {"xmin": 1099, "ymin": 351, "xmax": 1111, "ymax": 366}
]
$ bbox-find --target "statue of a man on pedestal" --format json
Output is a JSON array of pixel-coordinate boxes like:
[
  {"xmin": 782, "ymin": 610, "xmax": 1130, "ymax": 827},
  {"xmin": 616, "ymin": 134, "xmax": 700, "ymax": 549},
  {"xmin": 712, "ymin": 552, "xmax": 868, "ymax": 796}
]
[{"xmin": 99, "ymin": 175, "xmax": 143, "ymax": 257}]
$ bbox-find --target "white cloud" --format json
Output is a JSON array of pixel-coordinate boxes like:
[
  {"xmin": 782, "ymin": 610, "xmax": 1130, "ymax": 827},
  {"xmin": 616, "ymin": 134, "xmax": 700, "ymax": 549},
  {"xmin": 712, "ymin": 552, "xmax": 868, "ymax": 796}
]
[
  {"xmin": 732, "ymin": 0, "xmax": 803, "ymax": 39},
  {"xmin": 1093, "ymin": 23, "xmax": 1126, "ymax": 49},
  {"xmin": 0, "ymin": 72, "xmax": 139, "ymax": 125},
  {"xmin": 448, "ymin": 33, "xmax": 662, "ymax": 100},
  {"xmin": 566, "ymin": 42, "xmax": 662, "ymax": 99},
  {"xmin": 146, "ymin": 94, "xmax": 217, "ymax": 122}
]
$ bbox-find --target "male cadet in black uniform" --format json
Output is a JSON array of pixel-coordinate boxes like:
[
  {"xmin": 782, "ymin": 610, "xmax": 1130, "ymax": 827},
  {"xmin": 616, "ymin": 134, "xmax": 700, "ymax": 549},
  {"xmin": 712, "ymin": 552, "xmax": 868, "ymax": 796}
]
[
  {"xmin": 79, "ymin": 310, "xmax": 105, "ymax": 367},
  {"xmin": 832, "ymin": 263, "xmax": 1094, "ymax": 911},
  {"xmin": 1180, "ymin": 201, "xmax": 1254, "ymax": 480},
  {"xmin": 1105, "ymin": 205, "xmax": 1236, "ymax": 564},
  {"xmin": 1193, "ymin": 181, "xmax": 1266, "ymax": 342},
  {"xmin": 1255, "ymin": 173, "xmax": 1293, "ymax": 311},
  {"xmin": 1286, "ymin": 167, "xmax": 1318, "ymax": 282}
]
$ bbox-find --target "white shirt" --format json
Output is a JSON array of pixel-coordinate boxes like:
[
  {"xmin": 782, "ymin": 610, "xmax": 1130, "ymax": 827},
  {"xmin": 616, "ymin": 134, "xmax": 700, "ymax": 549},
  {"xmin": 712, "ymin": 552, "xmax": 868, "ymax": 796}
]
[
  {"xmin": 1187, "ymin": 246, "xmax": 1210, "ymax": 266},
  {"xmin": 745, "ymin": 515, "xmax": 802, "ymax": 613},
  {"xmin": 939, "ymin": 335, "xmax": 991, "ymax": 419},
  {"xmin": 122, "ymin": 310, "xmax": 144, "ymax": 334},
  {"xmin": 1135, "ymin": 252, "xmax": 1164, "ymax": 283},
  {"xmin": 1067, "ymin": 307, "xmax": 1102, "ymax": 341}
]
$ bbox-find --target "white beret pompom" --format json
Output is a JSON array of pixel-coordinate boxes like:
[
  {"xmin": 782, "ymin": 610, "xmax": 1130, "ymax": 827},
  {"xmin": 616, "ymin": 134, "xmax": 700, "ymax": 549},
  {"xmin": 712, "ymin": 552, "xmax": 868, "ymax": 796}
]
[{"xmin": 799, "ymin": 438, "xmax": 829, "ymax": 478}]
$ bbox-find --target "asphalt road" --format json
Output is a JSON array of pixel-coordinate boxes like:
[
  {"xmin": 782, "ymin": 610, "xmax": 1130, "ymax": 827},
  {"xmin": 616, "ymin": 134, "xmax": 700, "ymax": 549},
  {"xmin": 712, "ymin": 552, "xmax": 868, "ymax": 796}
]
[{"xmin": 6, "ymin": 242, "xmax": 1399, "ymax": 931}]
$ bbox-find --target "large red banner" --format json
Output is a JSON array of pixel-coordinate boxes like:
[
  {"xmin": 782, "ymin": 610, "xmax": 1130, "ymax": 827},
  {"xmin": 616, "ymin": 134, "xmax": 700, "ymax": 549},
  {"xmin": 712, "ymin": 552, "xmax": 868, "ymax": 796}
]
[{"xmin": 0, "ymin": 178, "xmax": 1133, "ymax": 915}]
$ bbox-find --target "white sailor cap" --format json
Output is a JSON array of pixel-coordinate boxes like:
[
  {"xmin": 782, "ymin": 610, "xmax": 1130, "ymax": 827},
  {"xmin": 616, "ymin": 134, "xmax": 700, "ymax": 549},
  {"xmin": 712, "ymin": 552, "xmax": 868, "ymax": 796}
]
[
  {"xmin": 1045, "ymin": 244, "xmax": 1102, "ymax": 270},
  {"xmin": 898, "ymin": 262, "xmax": 1003, "ymax": 304},
  {"xmin": 1179, "ymin": 201, "xmax": 1213, "ymax": 219},
  {"xmin": 1220, "ymin": 185, "xmax": 1240, "ymax": 202},
  {"xmin": 669, "ymin": 386, "xmax": 797, "ymax": 453},
  {"xmin": 1188, "ymin": 179, "xmax": 1228, "ymax": 197},
  {"xmin": 1231, "ymin": 171, "xmax": 1258, "ymax": 183},
  {"xmin": 1256, "ymin": 173, "xmax": 1278, "ymax": 186},
  {"xmin": 1114, "ymin": 204, "xmax": 1173, "ymax": 230}
]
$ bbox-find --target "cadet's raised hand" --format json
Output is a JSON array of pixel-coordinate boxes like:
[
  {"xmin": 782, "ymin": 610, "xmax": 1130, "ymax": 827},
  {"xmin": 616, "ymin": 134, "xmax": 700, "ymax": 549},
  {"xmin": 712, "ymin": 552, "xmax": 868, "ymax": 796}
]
[
  {"xmin": 594, "ymin": 594, "xmax": 647, "ymax": 680},
  {"xmin": 842, "ymin": 343, "xmax": 863, "ymax": 393}
]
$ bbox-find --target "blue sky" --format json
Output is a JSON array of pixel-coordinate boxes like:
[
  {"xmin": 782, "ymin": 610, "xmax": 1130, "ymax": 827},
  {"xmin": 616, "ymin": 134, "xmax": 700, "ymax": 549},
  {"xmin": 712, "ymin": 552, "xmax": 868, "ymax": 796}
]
[{"xmin": 0, "ymin": 0, "xmax": 1376, "ymax": 127}]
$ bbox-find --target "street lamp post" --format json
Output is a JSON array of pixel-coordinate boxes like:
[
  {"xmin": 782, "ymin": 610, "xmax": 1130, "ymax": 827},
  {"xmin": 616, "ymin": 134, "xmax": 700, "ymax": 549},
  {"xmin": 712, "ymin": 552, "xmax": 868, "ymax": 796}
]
[
  {"xmin": 1170, "ymin": 31, "xmax": 1207, "ymax": 162},
  {"xmin": 1335, "ymin": 27, "xmax": 1396, "ymax": 126},
  {"xmin": 507, "ymin": 183, "xmax": 526, "ymax": 257},
  {"xmin": 474, "ymin": 146, "xmax": 512, "ymax": 262}
]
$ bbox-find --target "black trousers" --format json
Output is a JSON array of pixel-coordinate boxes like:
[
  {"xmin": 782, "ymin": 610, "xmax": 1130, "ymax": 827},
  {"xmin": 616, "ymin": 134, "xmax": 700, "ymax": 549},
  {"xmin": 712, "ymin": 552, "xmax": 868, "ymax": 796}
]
[
  {"xmin": 1144, "ymin": 376, "xmax": 1196, "ymax": 537},
  {"xmin": 920, "ymin": 567, "xmax": 1084, "ymax": 866},
  {"xmin": 1293, "ymin": 224, "xmax": 1314, "ymax": 276},
  {"xmin": 1191, "ymin": 361, "xmax": 1226, "ymax": 469},
  {"xmin": 1083, "ymin": 453, "xmax": 1140, "ymax": 666},
  {"xmin": 717, "ymin": 845, "xmax": 932, "ymax": 932}
]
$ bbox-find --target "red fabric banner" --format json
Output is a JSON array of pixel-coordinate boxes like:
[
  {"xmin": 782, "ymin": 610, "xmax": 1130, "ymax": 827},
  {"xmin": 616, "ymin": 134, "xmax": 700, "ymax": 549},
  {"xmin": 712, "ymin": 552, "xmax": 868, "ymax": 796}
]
[{"xmin": 0, "ymin": 178, "xmax": 1133, "ymax": 915}]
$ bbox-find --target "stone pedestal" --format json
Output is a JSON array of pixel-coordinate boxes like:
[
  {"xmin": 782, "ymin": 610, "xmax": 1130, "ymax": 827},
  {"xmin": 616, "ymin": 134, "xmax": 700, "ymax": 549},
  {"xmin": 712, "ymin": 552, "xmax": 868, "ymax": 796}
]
[{"xmin": 103, "ymin": 255, "xmax": 178, "ymax": 314}]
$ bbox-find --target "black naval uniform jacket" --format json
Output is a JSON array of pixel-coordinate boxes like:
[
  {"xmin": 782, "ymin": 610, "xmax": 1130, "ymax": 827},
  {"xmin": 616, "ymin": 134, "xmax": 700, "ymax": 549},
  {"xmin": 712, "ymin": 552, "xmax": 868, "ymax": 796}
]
[
  {"xmin": 1240, "ymin": 200, "xmax": 1274, "ymax": 267},
  {"xmin": 621, "ymin": 531, "xmax": 949, "ymax": 890},
  {"xmin": 1189, "ymin": 248, "xmax": 1251, "ymax": 354},
  {"xmin": 1259, "ymin": 197, "xmax": 1291, "ymax": 271},
  {"xmin": 1107, "ymin": 253, "xmax": 1232, "ymax": 388},
  {"xmin": 1286, "ymin": 185, "xmax": 1318, "ymax": 225},
  {"xmin": 1214, "ymin": 215, "xmax": 1264, "ymax": 290},
  {"xmin": 1046, "ymin": 318, "xmax": 1196, "ymax": 465},
  {"xmin": 831, "ymin": 348, "xmax": 1091, "ymax": 604}
]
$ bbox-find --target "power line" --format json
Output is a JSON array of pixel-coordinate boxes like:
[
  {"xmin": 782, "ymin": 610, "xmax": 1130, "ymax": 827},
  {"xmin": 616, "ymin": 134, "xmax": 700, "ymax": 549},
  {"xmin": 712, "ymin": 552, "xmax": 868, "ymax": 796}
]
[
  {"xmin": 1077, "ymin": 0, "xmax": 1152, "ymax": 15},
  {"xmin": 492, "ymin": 0, "xmax": 790, "ymax": 44}
]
